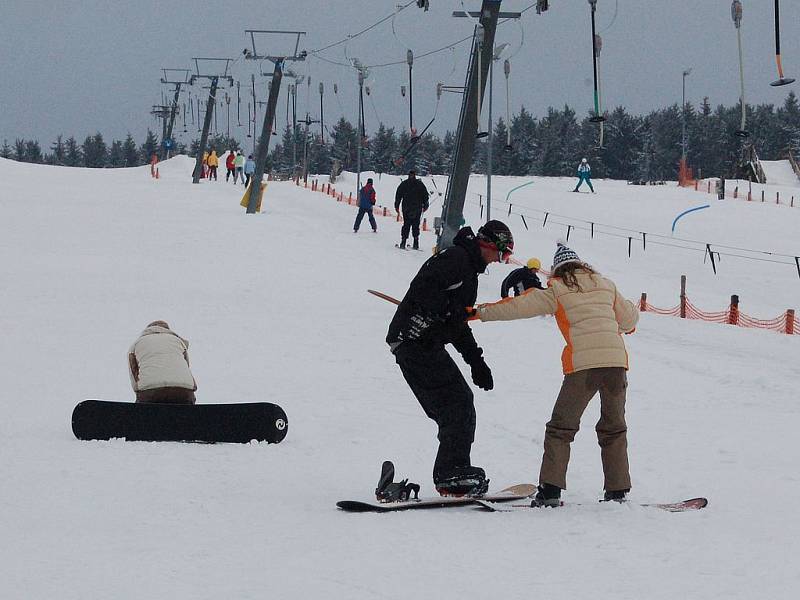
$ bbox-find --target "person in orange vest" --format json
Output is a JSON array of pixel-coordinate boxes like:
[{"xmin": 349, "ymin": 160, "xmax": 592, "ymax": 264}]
[{"xmin": 475, "ymin": 242, "xmax": 638, "ymax": 507}]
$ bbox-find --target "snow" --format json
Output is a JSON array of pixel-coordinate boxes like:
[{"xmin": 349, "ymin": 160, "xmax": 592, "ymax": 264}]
[
  {"xmin": 1, "ymin": 156, "xmax": 798, "ymax": 599},
  {"xmin": 761, "ymin": 159, "xmax": 800, "ymax": 188}
]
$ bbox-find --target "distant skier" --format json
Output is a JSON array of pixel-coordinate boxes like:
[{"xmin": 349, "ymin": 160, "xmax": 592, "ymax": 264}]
[
  {"xmin": 128, "ymin": 321, "xmax": 197, "ymax": 404},
  {"xmin": 244, "ymin": 154, "xmax": 255, "ymax": 188},
  {"xmin": 573, "ymin": 158, "xmax": 595, "ymax": 193},
  {"xmin": 225, "ymin": 150, "xmax": 236, "ymax": 182},
  {"xmin": 500, "ymin": 257, "xmax": 545, "ymax": 298},
  {"xmin": 207, "ymin": 149, "xmax": 219, "ymax": 181},
  {"xmin": 353, "ymin": 178, "xmax": 378, "ymax": 233},
  {"xmin": 475, "ymin": 242, "xmax": 639, "ymax": 507},
  {"xmin": 394, "ymin": 170, "xmax": 429, "ymax": 249},
  {"xmin": 235, "ymin": 151, "xmax": 245, "ymax": 184},
  {"xmin": 386, "ymin": 220, "xmax": 515, "ymax": 497}
]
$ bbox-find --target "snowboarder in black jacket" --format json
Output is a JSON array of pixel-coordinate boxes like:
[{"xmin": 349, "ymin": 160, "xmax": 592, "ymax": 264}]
[
  {"xmin": 386, "ymin": 220, "xmax": 515, "ymax": 496},
  {"xmin": 500, "ymin": 257, "xmax": 545, "ymax": 298},
  {"xmin": 394, "ymin": 170, "xmax": 430, "ymax": 250}
]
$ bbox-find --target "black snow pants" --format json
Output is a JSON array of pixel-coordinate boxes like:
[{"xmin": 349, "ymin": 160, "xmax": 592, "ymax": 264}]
[
  {"xmin": 400, "ymin": 212, "xmax": 422, "ymax": 244},
  {"xmin": 393, "ymin": 341, "xmax": 476, "ymax": 482}
]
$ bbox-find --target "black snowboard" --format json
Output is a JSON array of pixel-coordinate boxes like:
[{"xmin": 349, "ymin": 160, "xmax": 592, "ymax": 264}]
[{"xmin": 72, "ymin": 400, "xmax": 288, "ymax": 444}]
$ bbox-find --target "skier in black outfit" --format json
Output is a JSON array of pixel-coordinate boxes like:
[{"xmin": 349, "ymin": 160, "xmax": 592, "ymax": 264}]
[
  {"xmin": 394, "ymin": 170, "xmax": 430, "ymax": 249},
  {"xmin": 500, "ymin": 257, "xmax": 545, "ymax": 298},
  {"xmin": 386, "ymin": 220, "xmax": 515, "ymax": 496}
]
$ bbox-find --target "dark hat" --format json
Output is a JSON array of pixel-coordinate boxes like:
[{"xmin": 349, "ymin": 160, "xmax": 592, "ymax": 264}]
[
  {"xmin": 367, "ymin": 178, "xmax": 373, "ymax": 184},
  {"xmin": 477, "ymin": 220, "xmax": 514, "ymax": 254},
  {"xmin": 552, "ymin": 242, "xmax": 581, "ymax": 271}
]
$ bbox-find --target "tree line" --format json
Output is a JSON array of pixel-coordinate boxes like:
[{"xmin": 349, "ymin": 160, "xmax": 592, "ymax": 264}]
[{"xmin": 4, "ymin": 92, "xmax": 799, "ymax": 181}]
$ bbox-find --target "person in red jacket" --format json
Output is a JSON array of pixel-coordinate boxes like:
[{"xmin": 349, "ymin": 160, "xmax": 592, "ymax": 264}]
[
  {"xmin": 225, "ymin": 150, "xmax": 236, "ymax": 182},
  {"xmin": 353, "ymin": 178, "xmax": 378, "ymax": 233}
]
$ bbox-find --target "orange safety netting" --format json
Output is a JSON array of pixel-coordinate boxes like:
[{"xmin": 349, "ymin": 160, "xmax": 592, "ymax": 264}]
[{"xmin": 639, "ymin": 297, "xmax": 797, "ymax": 335}]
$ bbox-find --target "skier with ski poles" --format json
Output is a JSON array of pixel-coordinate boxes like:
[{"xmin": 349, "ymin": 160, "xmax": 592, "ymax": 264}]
[
  {"xmin": 386, "ymin": 220, "xmax": 515, "ymax": 497},
  {"xmin": 394, "ymin": 170, "xmax": 430, "ymax": 250},
  {"xmin": 500, "ymin": 257, "xmax": 545, "ymax": 298},
  {"xmin": 574, "ymin": 158, "xmax": 595, "ymax": 193},
  {"xmin": 473, "ymin": 242, "xmax": 638, "ymax": 507}
]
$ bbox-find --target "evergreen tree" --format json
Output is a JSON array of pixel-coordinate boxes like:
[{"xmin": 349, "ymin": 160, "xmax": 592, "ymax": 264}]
[
  {"xmin": 108, "ymin": 140, "xmax": 125, "ymax": 167},
  {"xmin": 50, "ymin": 135, "xmax": 66, "ymax": 166},
  {"xmin": 509, "ymin": 107, "xmax": 537, "ymax": 175},
  {"xmin": 778, "ymin": 91, "xmax": 800, "ymax": 156},
  {"xmin": 122, "ymin": 134, "xmax": 139, "ymax": 166},
  {"xmin": 64, "ymin": 136, "xmax": 82, "ymax": 167},
  {"xmin": 14, "ymin": 139, "xmax": 26, "ymax": 162},
  {"xmin": 24, "ymin": 140, "xmax": 43, "ymax": 163},
  {"xmin": 330, "ymin": 117, "xmax": 358, "ymax": 171},
  {"xmin": 82, "ymin": 133, "xmax": 108, "ymax": 168},
  {"xmin": 599, "ymin": 106, "xmax": 641, "ymax": 180},
  {"xmin": 140, "ymin": 130, "xmax": 159, "ymax": 163},
  {"xmin": 370, "ymin": 123, "xmax": 398, "ymax": 175},
  {"xmin": 0, "ymin": 139, "xmax": 11, "ymax": 159}
]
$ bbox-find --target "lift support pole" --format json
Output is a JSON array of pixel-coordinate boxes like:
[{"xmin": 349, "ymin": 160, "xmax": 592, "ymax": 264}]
[{"xmin": 437, "ymin": 1, "xmax": 503, "ymax": 250}]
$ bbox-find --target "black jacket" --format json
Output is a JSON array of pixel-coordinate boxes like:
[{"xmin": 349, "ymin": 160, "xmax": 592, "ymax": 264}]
[
  {"xmin": 500, "ymin": 267, "xmax": 544, "ymax": 298},
  {"xmin": 394, "ymin": 178, "xmax": 430, "ymax": 218},
  {"xmin": 387, "ymin": 227, "xmax": 486, "ymax": 363}
]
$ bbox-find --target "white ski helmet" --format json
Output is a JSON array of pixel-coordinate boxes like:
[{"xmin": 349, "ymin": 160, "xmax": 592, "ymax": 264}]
[{"xmin": 581, "ymin": 157, "xmax": 588, "ymax": 163}]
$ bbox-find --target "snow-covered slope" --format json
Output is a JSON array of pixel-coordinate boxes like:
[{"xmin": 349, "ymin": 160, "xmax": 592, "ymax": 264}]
[
  {"xmin": 761, "ymin": 159, "xmax": 800, "ymax": 187},
  {"xmin": 1, "ymin": 156, "xmax": 798, "ymax": 599}
]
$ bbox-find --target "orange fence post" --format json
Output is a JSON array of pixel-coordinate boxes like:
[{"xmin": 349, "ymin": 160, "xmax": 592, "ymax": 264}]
[
  {"xmin": 639, "ymin": 293, "xmax": 647, "ymax": 311},
  {"xmin": 733, "ymin": 186, "xmax": 738, "ymax": 199},
  {"xmin": 761, "ymin": 190, "xmax": 765, "ymax": 202},
  {"xmin": 787, "ymin": 310, "xmax": 795, "ymax": 334},
  {"xmin": 777, "ymin": 192, "xmax": 780, "ymax": 204},
  {"xmin": 422, "ymin": 218, "xmax": 428, "ymax": 232},
  {"xmin": 707, "ymin": 181, "xmax": 711, "ymax": 193},
  {"xmin": 728, "ymin": 295, "xmax": 740, "ymax": 325},
  {"xmin": 748, "ymin": 191, "xmax": 752, "ymax": 202},
  {"xmin": 694, "ymin": 180, "xmax": 699, "ymax": 191},
  {"xmin": 383, "ymin": 207, "xmax": 388, "ymax": 217}
]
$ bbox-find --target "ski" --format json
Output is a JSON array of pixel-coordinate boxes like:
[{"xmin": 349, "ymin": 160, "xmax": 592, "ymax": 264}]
[
  {"xmin": 337, "ymin": 483, "xmax": 536, "ymax": 513},
  {"xmin": 474, "ymin": 496, "xmax": 708, "ymax": 513}
]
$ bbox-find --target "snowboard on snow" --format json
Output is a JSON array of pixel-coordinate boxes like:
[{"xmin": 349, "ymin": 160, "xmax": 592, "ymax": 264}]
[
  {"xmin": 336, "ymin": 483, "xmax": 536, "ymax": 513},
  {"xmin": 72, "ymin": 400, "xmax": 288, "ymax": 444},
  {"xmin": 474, "ymin": 497, "xmax": 708, "ymax": 513}
]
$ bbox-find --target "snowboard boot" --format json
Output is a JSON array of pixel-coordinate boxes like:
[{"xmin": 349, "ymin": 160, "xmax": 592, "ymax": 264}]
[
  {"xmin": 435, "ymin": 466, "xmax": 489, "ymax": 497},
  {"xmin": 601, "ymin": 489, "xmax": 629, "ymax": 503},
  {"xmin": 399, "ymin": 238, "xmax": 407, "ymax": 250},
  {"xmin": 530, "ymin": 483, "xmax": 561, "ymax": 507},
  {"xmin": 412, "ymin": 237, "xmax": 419, "ymax": 250},
  {"xmin": 375, "ymin": 460, "xmax": 420, "ymax": 503}
]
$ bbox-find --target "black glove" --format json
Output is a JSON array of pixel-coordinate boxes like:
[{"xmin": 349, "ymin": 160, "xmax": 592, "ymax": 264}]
[{"xmin": 470, "ymin": 357, "xmax": 493, "ymax": 391}]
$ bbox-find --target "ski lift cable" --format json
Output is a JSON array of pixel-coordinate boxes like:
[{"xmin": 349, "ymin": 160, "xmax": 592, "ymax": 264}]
[
  {"xmin": 311, "ymin": 1, "xmax": 417, "ymax": 55},
  {"xmin": 598, "ymin": 0, "xmax": 619, "ymax": 34}
]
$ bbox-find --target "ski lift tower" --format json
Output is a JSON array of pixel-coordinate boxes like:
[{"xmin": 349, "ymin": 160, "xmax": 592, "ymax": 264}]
[
  {"xmin": 150, "ymin": 104, "xmax": 172, "ymax": 159},
  {"xmin": 190, "ymin": 58, "xmax": 234, "ymax": 183},
  {"xmin": 160, "ymin": 68, "xmax": 191, "ymax": 159},
  {"xmin": 242, "ymin": 29, "xmax": 307, "ymax": 214},
  {"xmin": 437, "ymin": 1, "xmax": 506, "ymax": 251}
]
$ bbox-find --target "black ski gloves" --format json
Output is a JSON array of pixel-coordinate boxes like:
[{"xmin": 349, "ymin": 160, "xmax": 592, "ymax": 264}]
[
  {"xmin": 470, "ymin": 357, "xmax": 493, "ymax": 391},
  {"xmin": 462, "ymin": 347, "xmax": 493, "ymax": 391}
]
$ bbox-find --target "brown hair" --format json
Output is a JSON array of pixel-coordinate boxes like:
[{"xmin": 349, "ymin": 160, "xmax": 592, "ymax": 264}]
[{"xmin": 552, "ymin": 262, "xmax": 598, "ymax": 291}]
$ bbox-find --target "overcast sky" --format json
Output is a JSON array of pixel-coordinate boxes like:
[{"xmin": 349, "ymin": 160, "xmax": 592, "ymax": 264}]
[{"xmin": 2, "ymin": 1, "xmax": 799, "ymax": 148}]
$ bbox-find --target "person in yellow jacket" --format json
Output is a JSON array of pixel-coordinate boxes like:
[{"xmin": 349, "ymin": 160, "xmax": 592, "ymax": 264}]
[
  {"xmin": 206, "ymin": 148, "xmax": 219, "ymax": 181},
  {"xmin": 475, "ymin": 241, "xmax": 639, "ymax": 507}
]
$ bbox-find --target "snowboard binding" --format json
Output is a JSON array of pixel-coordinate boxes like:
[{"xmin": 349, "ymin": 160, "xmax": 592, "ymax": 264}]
[
  {"xmin": 375, "ymin": 461, "xmax": 420, "ymax": 503},
  {"xmin": 434, "ymin": 466, "xmax": 490, "ymax": 498}
]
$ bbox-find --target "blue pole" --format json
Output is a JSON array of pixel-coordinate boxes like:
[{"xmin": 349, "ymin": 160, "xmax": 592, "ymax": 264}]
[{"xmin": 672, "ymin": 204, "xmax": 710, "ymax": 233}]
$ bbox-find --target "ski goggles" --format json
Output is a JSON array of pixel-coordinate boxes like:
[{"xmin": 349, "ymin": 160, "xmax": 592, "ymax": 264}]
[{"xmin": 479, "ymin": 239, "xmax": 514, "ymax": 263}]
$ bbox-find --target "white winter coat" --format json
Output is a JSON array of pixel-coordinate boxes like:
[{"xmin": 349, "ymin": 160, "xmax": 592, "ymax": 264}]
[{"xmin": 128, "ymin": 326, "xmax": 196, "ymax": 392}]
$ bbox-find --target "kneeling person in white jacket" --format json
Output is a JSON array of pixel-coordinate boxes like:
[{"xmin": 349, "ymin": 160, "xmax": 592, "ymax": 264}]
[{"xmin": 128, "ymin": 320, "xmax": 197, "ymax": 404}]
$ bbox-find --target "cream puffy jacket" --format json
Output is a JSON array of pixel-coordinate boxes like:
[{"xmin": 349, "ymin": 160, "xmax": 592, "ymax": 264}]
[
  {"xmin": 477, "ymin": 270, "xmax": 639, "ymax": 374},
  {"xmin": 128, "ymin": 326, "xmax": 197, "ymax": 392}
]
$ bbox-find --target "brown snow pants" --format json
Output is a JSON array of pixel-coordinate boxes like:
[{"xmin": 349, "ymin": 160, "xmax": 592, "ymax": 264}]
[
  {"xmin": 539, "ymin": 367, "xmax": 631, "ymax": 492},
  {"xmin": 136, "ymin": 387, "xmax": 196, "ymax": 405}
]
